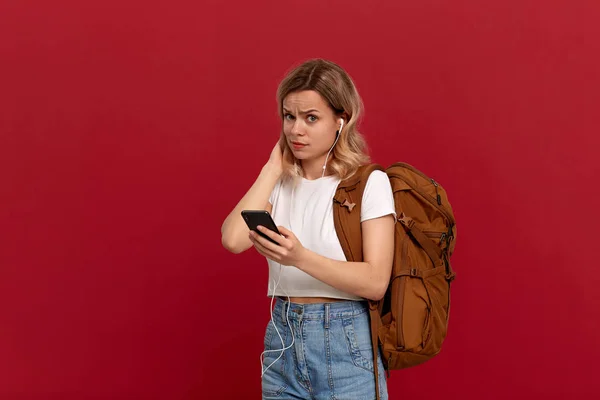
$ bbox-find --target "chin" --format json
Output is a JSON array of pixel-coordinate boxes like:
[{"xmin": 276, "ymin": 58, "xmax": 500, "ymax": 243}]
[{"xmin": 290, "ymin": 149, "xmax": 308, "ymax": 159}]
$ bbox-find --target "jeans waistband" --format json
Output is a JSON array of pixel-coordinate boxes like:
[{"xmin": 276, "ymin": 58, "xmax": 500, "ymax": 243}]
[{"xmin": 273, "ymin": 297, "xmax": 369, "ymax": 322}]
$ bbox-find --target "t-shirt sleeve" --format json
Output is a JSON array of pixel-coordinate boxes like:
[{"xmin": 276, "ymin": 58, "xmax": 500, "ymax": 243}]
[{"xmin": 360, "ymin": 170, "xmax": 397, "ymax": 223}]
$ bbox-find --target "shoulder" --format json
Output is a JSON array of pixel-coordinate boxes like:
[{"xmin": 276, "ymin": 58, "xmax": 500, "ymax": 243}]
[
  {"xmin": 360, "ymin": 168, "xmax": 396, "ymax": 222},
  {"xmin": 364, "ymin": 169, "xmax": 390, "ymax": 191}
]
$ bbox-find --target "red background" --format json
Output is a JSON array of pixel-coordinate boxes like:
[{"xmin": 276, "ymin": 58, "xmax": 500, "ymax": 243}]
[{"xmin": 1, "ymin": 0, "xmax": 598, "ymax": 398}]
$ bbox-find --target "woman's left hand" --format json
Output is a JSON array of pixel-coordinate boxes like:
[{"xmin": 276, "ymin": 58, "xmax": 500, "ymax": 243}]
[{"xmin": 249, "ymin": 225, "xmax": 307, "ymax": 266}]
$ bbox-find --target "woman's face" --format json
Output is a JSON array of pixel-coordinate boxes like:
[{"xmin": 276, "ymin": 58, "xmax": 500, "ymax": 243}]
[{"xmin": 282, "ymin": 90, "xmax": 339, "ymax": 162}]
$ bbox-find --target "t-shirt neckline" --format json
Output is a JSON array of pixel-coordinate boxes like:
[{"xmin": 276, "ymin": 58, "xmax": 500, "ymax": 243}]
[{"xmin": 301, "ymin": 175, "xmax": 338, "ymax": 183}]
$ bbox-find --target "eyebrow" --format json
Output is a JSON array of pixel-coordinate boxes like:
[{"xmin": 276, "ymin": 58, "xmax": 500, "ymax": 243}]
[{"xmin": 282, "ymin": 107, "xmax": 321, "ymax": 114}]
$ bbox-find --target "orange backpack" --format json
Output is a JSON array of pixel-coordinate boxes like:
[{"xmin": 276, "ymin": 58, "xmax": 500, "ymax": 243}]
[{"xmin": 332, "ymin": 162, "xmax": 457, "ymax": 399}]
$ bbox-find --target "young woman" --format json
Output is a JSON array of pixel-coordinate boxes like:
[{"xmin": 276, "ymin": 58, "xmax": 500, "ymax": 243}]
[{"xmin": 221, "ymin": 59, "xmax": 396, "ymax": 399}]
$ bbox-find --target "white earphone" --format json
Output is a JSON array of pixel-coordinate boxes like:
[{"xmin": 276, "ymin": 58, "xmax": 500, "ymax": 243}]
[
  {"xmin": 321, "ymin": 118, "xmax": 344, "ymax": 177},
  {"xmin": 260, "ymin": 264, "xmax": 294, "ymax": 377},
  {"xmin": 262, "ymin": 117, "xmax": 346, "ymax": 376}
]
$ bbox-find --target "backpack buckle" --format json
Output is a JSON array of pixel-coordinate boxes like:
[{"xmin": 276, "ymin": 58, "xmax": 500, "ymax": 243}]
[
  {"xmin": 368, "ymin": 300, "xmax": 379, "ymax": 311},
  {"xmin": 398, "ymin": 213, "xmax": 415, "ymax": 229},
  {"xmin": 446, "ymin": 271, "xmax": 456, "ymax": 282},
  {"xmin": 341, "ymin": 199, "xmax": 356, "ymax": 212},
  {"xmin": 410, "ymin": 268, "xmax": 418, "ymax": 277}
]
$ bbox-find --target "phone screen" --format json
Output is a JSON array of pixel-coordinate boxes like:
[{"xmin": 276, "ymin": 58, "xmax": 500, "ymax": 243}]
[{"xmin": 241, "ymin": 210, "xmax": 282, "ymax": 246}]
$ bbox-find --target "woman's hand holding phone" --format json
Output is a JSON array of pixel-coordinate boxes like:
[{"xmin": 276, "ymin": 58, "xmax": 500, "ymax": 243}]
[
  {"xmin": 249, "ymin": 224, "xmax": 307, "ymax": 267},
  {"xmin": 242, "ymin": 210, "xmax": 307, "ymax": 265},
  {"xmin": 246, "ymin": 140, "xmax": 309, "ymax": 265}
]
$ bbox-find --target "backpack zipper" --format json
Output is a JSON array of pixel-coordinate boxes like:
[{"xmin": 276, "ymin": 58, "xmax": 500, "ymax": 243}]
[
  {"xmin": 424, "ymin": 231, "xmax": 447, "ymax": 246},
  {"xmin": 431, "ymin": 179, "xmax": 442, "ymax": 205},
  {"xmin": 405, "ymin": 178, "xmax": 454, "ymax": 224},
  {"xmin": 396, "ymin": 239, "xmax": 408, "ymax": 350},
  {"xmin": 397, "ymin": 277, "xmax": 406, "ymax": 350}
]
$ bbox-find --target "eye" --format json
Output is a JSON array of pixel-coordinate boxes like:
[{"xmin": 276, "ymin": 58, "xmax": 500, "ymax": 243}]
[
  {"xmin": 307, "ymin": 115, "xmax": 318, "ymax": 122},
  {"xmin": 284, "ymin": 113, "xmax": 295, "ymax": 121}
]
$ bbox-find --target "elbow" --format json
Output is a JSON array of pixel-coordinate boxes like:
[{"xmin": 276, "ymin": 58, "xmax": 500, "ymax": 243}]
[
  {"xmin": 365, "ymin": 261, "xmax": 392, "ymax": 301},
  {"xmin": 367, "ymin": 288, "xmax": 386, "ymax": 302},
  {"xmin": 365, "ymin": 277, "xmax": 390, "ymax": 302},
  {"xmin": 221, "ymin": 236, "xmax": 242, "ymax": 254}
]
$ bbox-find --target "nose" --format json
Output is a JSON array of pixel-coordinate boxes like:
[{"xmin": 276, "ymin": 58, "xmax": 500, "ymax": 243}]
[{"xmin": 291, "ymin": 120, "xmax": 304, "ymax": 136}]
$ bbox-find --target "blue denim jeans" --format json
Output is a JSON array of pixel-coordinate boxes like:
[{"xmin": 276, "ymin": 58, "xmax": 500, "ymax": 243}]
[{"xmin": 262, "ymin": 298, "xmax": 388, "ymax": 400}]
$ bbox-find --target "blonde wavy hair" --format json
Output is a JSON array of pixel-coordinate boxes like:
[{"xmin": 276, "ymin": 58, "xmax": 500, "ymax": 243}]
[{"xmin": 276, "ymin": 59, "xmax": 371, "ymax": 183}]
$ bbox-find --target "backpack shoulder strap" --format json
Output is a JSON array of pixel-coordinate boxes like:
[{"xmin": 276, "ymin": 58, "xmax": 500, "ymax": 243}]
[
  {"xmin": 332, "ymin": 163, "xmax": 385, "ymax": 262},
  {"xmin": 333, "ymin": 163, "xmax": 388, "ymax": 400}
]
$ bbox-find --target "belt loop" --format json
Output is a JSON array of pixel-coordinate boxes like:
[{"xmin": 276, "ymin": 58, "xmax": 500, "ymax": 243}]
[
  {"xmin": 281, "ymin": 298, "xmax": 287, "ymax": 323},
  {"xmin": 324, "ymin": 303, "xmax": 330, "ymax": 329}
]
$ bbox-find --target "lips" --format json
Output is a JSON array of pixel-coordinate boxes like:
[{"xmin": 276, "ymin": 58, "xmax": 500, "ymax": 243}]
[{"xmin": 291, "ymin": 141, "xmax": 307, "ymax": 150}]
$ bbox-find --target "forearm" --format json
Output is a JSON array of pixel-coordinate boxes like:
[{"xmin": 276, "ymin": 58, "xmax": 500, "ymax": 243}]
[
  {"xmin": 295, "ymin": 249, "xmax": 388, "ymax": 301},
  {"xmin": 221, "ymin": 164, "xmax": 280, "ymax": 252}
]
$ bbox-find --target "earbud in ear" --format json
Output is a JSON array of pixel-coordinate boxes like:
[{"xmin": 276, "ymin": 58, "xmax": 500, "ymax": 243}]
[
  {"xmin": 337, "ymin": 118, "xmax": 344, "ymax": 136},
  {"xmin": 324, "ymin": 118, "xmax": 344, "ymax": 178}
]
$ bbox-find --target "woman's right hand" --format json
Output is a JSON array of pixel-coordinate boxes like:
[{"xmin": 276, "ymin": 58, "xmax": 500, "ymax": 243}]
[{"xmin": 265, "ymin": 140, "xmax": 284, "ymax": 176}]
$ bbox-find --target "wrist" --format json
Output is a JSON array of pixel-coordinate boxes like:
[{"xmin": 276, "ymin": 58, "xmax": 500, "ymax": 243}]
[
  {"xmin": 295, "ymin": 247, "xmax": 313, "ymax": 271},
  {"xmin": 262, "ymin": 163, "xmax": 282, "ymax": 179}
]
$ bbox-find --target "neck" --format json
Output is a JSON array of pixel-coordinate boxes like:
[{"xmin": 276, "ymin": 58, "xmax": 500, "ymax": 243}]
[{"xmin": 300, "ymin": 156, "xmax": 331, "ymax": 180}]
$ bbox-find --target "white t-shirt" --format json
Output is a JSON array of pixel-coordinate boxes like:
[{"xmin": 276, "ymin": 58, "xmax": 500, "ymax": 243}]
[{"xmin": 267, "ymin": 169, "xmax": 396, "ymax": 300}]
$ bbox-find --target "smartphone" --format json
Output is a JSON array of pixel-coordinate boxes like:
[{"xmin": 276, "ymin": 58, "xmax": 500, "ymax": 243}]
[{"xmin": 241, "ymin": 210, "xmax": 282, "ymax": 246}]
